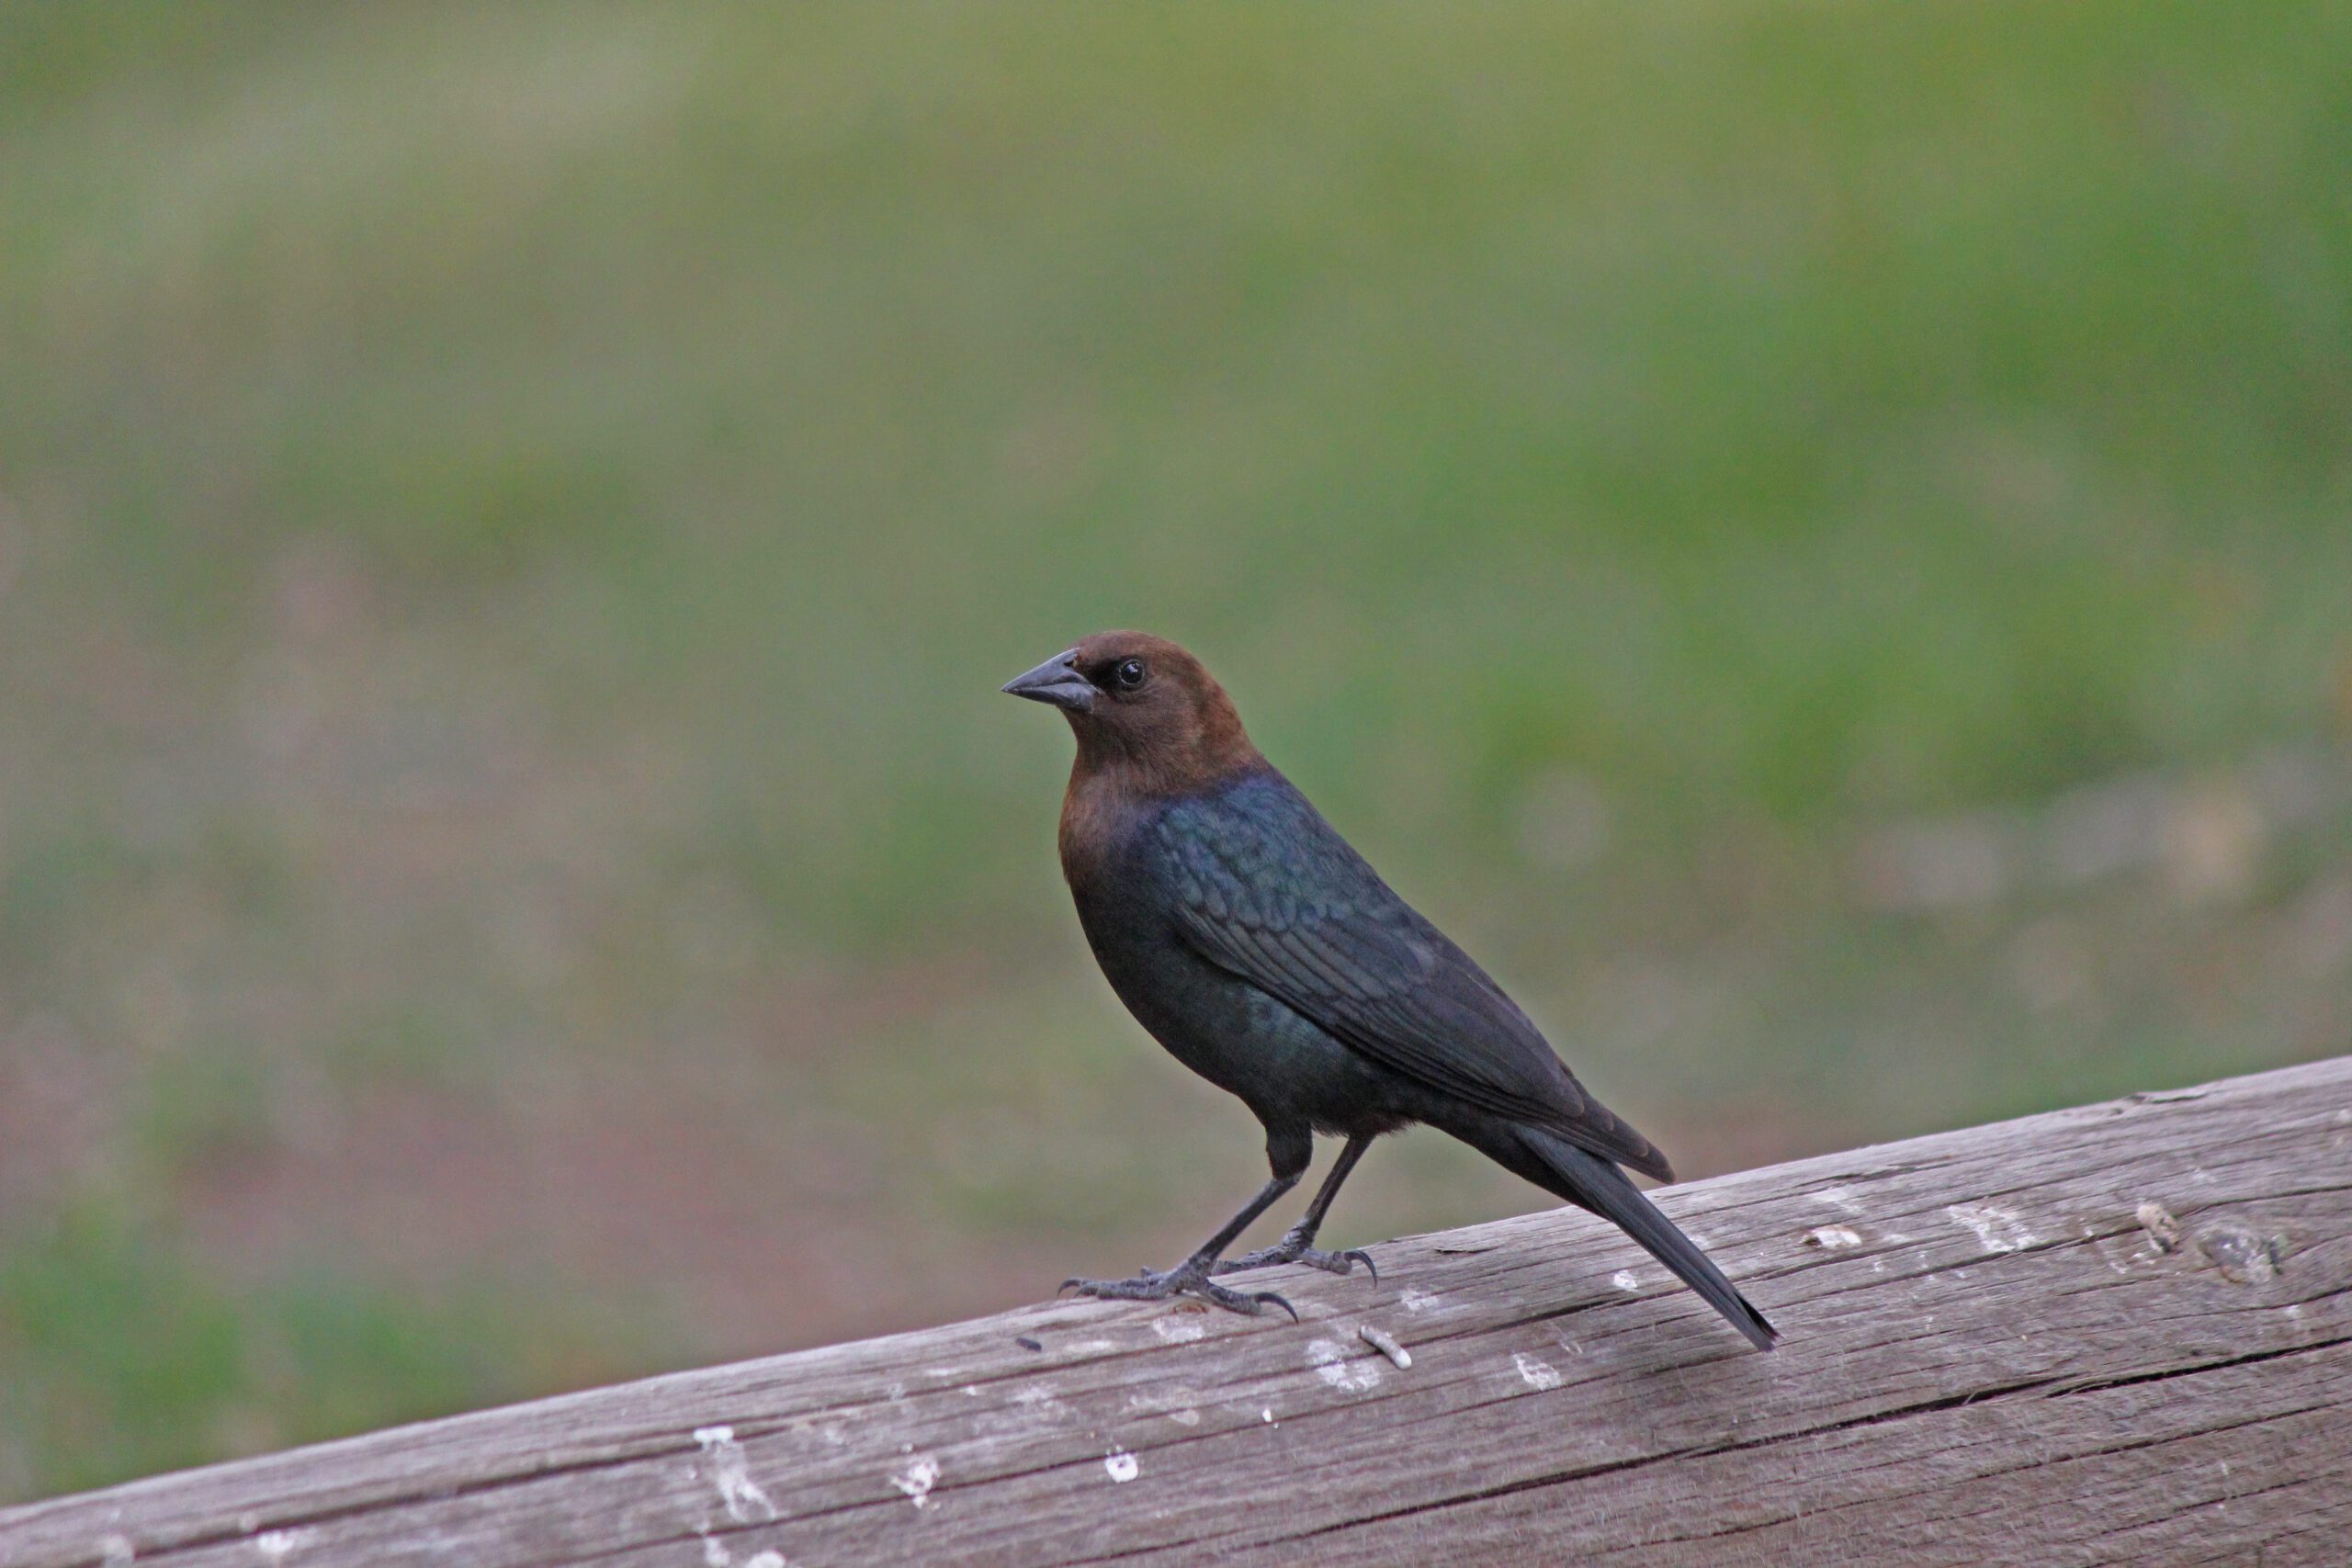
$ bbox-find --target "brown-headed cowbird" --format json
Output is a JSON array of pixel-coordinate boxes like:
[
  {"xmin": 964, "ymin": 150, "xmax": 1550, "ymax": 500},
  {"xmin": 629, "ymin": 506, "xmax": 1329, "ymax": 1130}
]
[{"xmin": 1003, "ymin": 631, "xmax": 1776, "ymax": 1349}]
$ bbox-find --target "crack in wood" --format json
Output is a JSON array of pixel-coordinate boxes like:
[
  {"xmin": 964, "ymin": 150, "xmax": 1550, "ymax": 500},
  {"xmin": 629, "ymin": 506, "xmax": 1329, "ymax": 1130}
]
[{"xmin": 1146, "ymin": 1333, "xmax": 2352, "ymax": 1557}]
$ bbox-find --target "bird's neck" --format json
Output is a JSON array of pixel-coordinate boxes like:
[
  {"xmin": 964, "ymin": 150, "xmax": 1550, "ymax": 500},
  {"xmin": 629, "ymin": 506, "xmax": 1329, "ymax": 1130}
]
[
  {"xmin": 1058, "ymin": 746, "xmax": 1265, "ymax": 889},
  {"xmin": 1064, "ymin": 688, "xmax": 1261, "ymax": 794}
]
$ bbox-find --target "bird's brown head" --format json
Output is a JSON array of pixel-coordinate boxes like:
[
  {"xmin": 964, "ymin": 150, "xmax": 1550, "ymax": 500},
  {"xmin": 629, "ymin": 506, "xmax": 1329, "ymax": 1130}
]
[{"xmin": 1001, "ymin": 631, "xmax": 1261, "ymax": 794}]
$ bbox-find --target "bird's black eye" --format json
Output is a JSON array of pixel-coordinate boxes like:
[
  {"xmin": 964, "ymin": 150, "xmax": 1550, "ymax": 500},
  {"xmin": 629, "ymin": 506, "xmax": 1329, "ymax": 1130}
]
[{"xmin": 1114, "ymin": 658, "xmax": 1148, "ymax": 691}]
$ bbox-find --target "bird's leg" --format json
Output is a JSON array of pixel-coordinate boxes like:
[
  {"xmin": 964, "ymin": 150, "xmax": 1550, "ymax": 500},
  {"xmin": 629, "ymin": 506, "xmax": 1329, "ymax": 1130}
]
[
  {"xmin": 1213, "ymin": 1133, "xmax": 1377, "ymax": 1281},
  {"xmin": 1062, "ymin": 1127, "xmax": 1311, "ymax": 1319}
]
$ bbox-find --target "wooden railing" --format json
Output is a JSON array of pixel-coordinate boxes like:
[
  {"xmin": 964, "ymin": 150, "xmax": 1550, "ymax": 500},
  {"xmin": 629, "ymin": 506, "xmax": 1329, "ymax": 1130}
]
[{"xmin": 5, "ymin": 1056, "xmax": 2347, "ymax": 1566}]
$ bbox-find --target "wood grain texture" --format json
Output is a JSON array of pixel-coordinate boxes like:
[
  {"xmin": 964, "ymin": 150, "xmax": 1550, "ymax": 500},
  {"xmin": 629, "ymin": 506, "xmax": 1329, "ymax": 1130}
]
[{"xmin": 6, "ymin": 1057, "xmax": 2348, "ymax": 1568}]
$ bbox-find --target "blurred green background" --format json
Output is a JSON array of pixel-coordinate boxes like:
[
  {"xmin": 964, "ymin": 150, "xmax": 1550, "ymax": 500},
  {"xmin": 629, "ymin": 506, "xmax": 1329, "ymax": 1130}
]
[{"xmin": 3, "ymin": 1, "xmax": 2348, "ymax": 1502}]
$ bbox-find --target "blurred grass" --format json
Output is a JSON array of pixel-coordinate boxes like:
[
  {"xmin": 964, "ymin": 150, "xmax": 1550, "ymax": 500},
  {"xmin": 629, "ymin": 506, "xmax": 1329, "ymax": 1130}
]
[
  {"xmin": 0, "ymin": 1197, "xmax": 648, "ymax": 1501},
  {"xmin": 2, "ymin": 0, "xmax": 2349, "ymax": 1502}
]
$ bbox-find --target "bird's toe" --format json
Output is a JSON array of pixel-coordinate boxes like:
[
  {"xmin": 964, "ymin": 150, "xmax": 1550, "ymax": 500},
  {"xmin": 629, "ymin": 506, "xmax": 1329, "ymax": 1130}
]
[
  {"xmin": 1214, "ymin": 1243, "xmax": 1378, "ymax": 1285},
  {"xmin": 1057, "ymin": 1266, "xmax": 1184, "ymax": 1303},
  {"xmin": 1188, "ymin": 1275, "xmax": 1297, "ymax": 1320}
]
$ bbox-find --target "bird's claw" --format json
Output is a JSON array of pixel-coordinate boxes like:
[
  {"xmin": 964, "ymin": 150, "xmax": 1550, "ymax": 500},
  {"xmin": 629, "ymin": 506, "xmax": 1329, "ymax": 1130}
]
[
  {"xmin": 1213, "ymin": 1241, "xmax": 1378, "ymax": 1285},
  {"xmin": 1058, "ymin": 1262, "xmax": 1298, "ymax": 1321}
]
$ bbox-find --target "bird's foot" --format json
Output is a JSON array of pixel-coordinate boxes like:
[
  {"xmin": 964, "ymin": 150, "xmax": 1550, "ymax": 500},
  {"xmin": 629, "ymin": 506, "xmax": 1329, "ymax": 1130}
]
[
  {"xmin": 1060, "ymin": 1259, "xmax": 1297, "ymax": 1321},
  {"xmin": 1212, "ymin": 1230, "xmax": 1377, "ymax": 1284}
]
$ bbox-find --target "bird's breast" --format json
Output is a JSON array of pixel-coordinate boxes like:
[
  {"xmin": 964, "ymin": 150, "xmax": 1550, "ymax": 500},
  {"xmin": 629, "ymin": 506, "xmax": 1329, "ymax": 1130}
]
[
  {"xmin": 1056, "ymin": 767, "xmax": 1146, "ymax": 893},
  {"xmin": 1068, "ymin": 852, "xmax": 1408, "ymax": 1133}
]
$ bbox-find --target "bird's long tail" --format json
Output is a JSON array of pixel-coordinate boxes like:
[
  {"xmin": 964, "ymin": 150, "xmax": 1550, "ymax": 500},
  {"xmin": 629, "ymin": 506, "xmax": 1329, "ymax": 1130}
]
[{"xmin": 1510, "ymin": 1125, "xmax": 1779, "ymax": 1351}]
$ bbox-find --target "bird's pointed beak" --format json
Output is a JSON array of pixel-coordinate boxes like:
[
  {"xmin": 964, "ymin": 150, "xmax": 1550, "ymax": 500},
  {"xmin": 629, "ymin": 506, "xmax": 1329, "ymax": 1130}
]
[{"xmin": 1001, "ymin": 649, "xmax": 1095, "ymax": 712}]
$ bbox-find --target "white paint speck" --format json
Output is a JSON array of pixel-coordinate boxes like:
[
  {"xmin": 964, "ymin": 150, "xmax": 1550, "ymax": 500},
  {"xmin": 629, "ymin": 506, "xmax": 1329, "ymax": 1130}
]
[
  {"xmin": 694, "ymin": 1426, "xmax": 779, "ymax": 1523},
  {"xmin": 1104, "ymin": 1450, "xmax": 1139, "ymax": 1483},
  {"xmin": 1945, "ymin": 1202, "xmax": 2040, "ymax": 1254},
  {"xmin": 1261, "ymin": 1407, "xmax": 1275, "ymax": 1423},
  {"xmin": 1611, "ymin": 1270, "xmax": 1640, "ymax": 1292},
  {"xmin": 254, "ymin": 1529, "xmax": 319, "ymax": 1564},
  {"xmin": 699, "ymin": 1535, "xmax": 786, "ymax": 1568},
  {"xmin": 2135, "ymin": 1201, "xmax": 2184, "ymax": 1253},
  {"xmin": 1513, "ymin": 1351, "xmax": 1562, "ymax": 1392},
  {"xmin": 1169, "ymin": 1407, "xmax": 1200, "ymax": 1426},
  {"xmin": 98, "ymin": 1536, "xmax": 135, "ymax": 1567},
  {"xmin": 1306, "ymin": 1337, "xmax": 1382, "ymax": 1392},
  {"xmin": 892, "ymin": 1454, "xmax": 940, "ymax": 1508},
  {"xmin": 1152, "ymin": 1317, "xmax": 1206, "ymax": 1344},
  {"xmin": 1396, "ymin": 1287, "xmax": 1440, "ymax": 1314},
  {"xmin": 1805, "ymin": 1225, "xmax": 1862, "ymax": 1250}
]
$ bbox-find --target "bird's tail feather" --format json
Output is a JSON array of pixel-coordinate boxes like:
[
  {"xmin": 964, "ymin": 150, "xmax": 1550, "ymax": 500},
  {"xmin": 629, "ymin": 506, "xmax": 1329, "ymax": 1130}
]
[{"xmin": 1513, "ymin": 1126, "xmax": 1778, "ymax": 1352}]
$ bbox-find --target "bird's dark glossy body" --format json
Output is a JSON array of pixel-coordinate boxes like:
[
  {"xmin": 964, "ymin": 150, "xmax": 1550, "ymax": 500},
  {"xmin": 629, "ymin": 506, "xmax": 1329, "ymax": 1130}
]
[
  {"xmin": 1069, "ymin": 770, "xmax": 1424, "ymax": 1138},
  {"xmin": 1005, "ymin": 631, "xmax": 1776, "ymax": 1348}
]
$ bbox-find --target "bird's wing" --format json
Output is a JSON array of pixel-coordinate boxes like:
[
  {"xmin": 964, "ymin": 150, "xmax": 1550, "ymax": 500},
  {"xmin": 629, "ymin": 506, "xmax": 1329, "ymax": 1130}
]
[{"xmin": 1153, "ymin": 777, "xmax": 1671, "ymax": 1180}]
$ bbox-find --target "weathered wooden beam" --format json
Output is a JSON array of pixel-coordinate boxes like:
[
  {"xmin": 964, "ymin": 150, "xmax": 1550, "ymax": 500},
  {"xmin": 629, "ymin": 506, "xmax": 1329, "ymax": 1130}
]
[{"xmin": 5, "ymin": 1057, "xmax": 2348, "ymax": 1567}]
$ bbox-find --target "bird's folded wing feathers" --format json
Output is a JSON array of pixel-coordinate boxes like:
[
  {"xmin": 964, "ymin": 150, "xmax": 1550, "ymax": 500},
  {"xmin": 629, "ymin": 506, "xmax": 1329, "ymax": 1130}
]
[{"xmin": 1154, "ymin": 787, "xmax": 1671, "ymax": 1180}]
